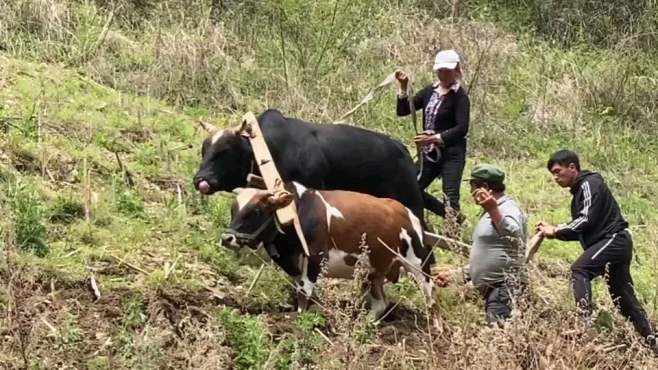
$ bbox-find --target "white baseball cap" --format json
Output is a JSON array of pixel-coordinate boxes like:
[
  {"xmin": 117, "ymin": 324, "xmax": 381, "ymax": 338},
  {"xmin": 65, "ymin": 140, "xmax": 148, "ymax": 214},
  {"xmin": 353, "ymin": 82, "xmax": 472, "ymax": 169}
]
[{"xmin": 433, "ymin": 49, "xmax": 460, "ymax": 71}]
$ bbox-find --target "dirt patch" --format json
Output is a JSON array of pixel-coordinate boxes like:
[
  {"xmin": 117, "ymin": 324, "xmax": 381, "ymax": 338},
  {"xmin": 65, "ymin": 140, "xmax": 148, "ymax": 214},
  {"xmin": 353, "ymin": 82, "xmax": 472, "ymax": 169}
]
[
  {"xmin": 0, "ymin": 265, "xmax": 234, "ymax": 369},
  {"xmin": 41, "ymin": 119, "xmax": 87, "ymax": 142},
  {"xmin": 120, "ymin": 127, "xmax": 152, "ymax": 144},
  {"xmin": 2, "ymin": 143, "xmax": 76, "ymax": 183}
]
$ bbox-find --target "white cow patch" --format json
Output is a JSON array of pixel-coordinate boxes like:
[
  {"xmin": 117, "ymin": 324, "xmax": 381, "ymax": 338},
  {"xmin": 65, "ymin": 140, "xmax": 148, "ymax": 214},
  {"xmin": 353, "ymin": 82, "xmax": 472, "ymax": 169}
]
[
  {"xmin": 324, "ymin": 249, "xmax": 359, "ymax": 279},
  {"xmin": 399, "ymin": 227, "xmax": 435, "ymax": 306},
  {"xmin": 210, "ymin": 129, "xmax": 226, "ymax": 144},
  {"xmin": 406, "ymin": 209, "xmax": 424, "ymax": 243},
  {"xmin": 297, "ymin": 257, "xmax": 315, "ymax": 313},
  {"xmin": 399, "ymin": 228, "xmax": 422, "ymax": 266},
  {"xmin": 369, "ymin": 294, "xmax": 388, "ymax": 320},
  {"xmin": 235, "ymin": 188, "xmax": 267, "ymax": 211},
  {"xmin": 292, "ymin": 181, "xmax": 307, "ymax": 197},
  {"xmin": 315, "ymin": 191, "xmax": 344, "ymax": 231}
]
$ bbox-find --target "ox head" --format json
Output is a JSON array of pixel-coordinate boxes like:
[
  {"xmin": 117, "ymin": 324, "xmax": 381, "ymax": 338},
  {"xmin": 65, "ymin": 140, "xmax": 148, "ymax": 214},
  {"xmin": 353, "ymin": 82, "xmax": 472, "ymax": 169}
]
[
  {"xmin": 193, "ymin": 120, "xmax": 253, "ymax": 195},
  {"xmin": 220, "ymin": 188, "xmax": 294, "ymax": 250}
]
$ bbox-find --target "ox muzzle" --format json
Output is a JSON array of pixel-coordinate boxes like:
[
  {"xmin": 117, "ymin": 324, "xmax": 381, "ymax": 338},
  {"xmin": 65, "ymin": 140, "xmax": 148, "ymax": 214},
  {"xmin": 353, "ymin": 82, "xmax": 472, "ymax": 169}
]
[{"xmin": 221, "ymin": 216, "xmax": 281, "ymax": 250}]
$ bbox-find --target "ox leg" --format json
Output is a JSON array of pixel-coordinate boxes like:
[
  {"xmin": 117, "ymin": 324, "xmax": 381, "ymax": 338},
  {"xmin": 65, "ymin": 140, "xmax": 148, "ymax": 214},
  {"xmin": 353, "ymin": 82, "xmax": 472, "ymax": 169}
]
[
  {"xmin": 400, "ymin": 230, "xmax": 441, "ymax": 327},
  {"xmin": 367, "ymin": 275, "xmax": 388, "ymax": 321},
  {"xmin": 403, "ymin": 261, "xmax": 442, "ymax": 329},
  {"xmin": 295, "ymin": 257, "xmax": 316, "ymax": 313},
  {"xmin": 404, "ymin": 264, "xmax": 436, "ymax": 306}
]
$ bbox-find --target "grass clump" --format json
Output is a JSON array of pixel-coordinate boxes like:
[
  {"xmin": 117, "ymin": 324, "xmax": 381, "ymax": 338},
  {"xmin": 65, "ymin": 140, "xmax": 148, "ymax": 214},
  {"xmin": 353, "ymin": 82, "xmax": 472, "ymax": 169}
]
[
  {"xmin": 218, "ymin": 307, "xmax": 271, "ymax": 370},
  {"xmin": 6, "ymin": 180, "xmax": 48, "ymax": 257},
  {"xmin": 48, "ymin": 194, "xmax": 85, "ymax": 224}
]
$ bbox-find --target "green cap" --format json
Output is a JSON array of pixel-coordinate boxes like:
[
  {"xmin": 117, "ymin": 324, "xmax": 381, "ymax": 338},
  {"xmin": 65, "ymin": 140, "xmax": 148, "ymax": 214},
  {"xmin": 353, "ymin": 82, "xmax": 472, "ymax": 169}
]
[{"xmin": 467, "ymin": 164, "xmax": 505, "ymax": 184}]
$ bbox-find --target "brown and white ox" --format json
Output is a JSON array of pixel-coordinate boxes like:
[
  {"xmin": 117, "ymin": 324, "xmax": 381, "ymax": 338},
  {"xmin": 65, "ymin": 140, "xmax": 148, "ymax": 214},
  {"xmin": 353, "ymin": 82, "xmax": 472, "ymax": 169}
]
[{"xmin": 221, "ymin": 181, "xmax": 439, "ymax": 320}]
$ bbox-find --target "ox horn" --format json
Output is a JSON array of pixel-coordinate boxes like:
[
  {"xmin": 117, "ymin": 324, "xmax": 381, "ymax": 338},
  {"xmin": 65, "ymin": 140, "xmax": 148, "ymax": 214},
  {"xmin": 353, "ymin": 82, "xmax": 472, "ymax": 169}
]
[
  {"xmin": 198, "ymin": 120, "xmax": 219, "ymax": 133},
  {"xmin": 232, "ymin": 118, "xmax": 251, "ymax": 136}
]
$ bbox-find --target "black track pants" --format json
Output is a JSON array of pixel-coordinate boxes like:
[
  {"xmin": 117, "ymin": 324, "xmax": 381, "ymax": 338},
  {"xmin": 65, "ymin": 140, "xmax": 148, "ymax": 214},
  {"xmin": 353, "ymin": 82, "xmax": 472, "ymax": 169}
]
[{"xmin": 571, "ymin": 230, "xmax": 655, "ymax": 340}]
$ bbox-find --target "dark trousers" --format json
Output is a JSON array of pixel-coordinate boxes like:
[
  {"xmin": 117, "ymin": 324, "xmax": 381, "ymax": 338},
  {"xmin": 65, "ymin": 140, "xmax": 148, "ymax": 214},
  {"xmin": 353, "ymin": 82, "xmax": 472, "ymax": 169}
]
[
  {"xmin": 479, "ymin": 279, "xmax": 525, "ymax": 325},
  {"xmin": 483, "ymin": 284, "xmax": 513, "ymax": 324},
  {"xmin": 571, "ymin": 230, "xmax": 655, "ymax": 340},
  {"xmin": 416, "ymin": 144, "xmax": 466, "ymax": 218}
]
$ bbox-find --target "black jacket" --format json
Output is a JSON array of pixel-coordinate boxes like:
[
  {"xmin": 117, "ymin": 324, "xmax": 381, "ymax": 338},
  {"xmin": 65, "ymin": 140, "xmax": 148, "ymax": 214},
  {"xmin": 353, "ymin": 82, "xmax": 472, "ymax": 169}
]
[
  {"xmin": 396, "ymin": 83, "xmax": 470, "ymax": 147},
  {"xmin": 555, "ymin": 171, "xmax": 629, "ymax": 249}
]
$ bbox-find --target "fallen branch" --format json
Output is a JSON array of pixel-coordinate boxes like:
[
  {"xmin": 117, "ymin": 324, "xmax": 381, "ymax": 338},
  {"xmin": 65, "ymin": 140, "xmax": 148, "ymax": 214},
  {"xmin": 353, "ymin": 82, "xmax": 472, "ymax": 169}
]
[
  {"xmin": 113, "ymin": 151, "xmax": 134, "ymax": 187},
  {"xmin": 314, "ymin": 328, "xmax": 335, "ymax": 346},
  {"xmin": 109, "ymin": 254, "xmax": 149, "ymax": 275},
  {"xmin": 602, "ymin": 344, "xmax": 627, "ymax": 353},
  {"xmin": 40, "ymin": 316, "xmax": 59, "ymax": 337},
  {"xmin": 246, "ymin": 264, "xmax": 265, "ymax": 295},
  {"xmin": 83, "ymin": 157, "xmax": 91, "ymax": 221},
  {"xmin": 164, "ymin": 255, "xmax": 181, "ymax": 280}
]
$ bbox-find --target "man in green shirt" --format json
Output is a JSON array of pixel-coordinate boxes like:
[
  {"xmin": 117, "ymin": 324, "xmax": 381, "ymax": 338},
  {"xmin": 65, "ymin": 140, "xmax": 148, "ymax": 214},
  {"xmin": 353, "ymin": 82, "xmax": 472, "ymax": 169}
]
[{"xmin": 467, "ymin": 164, "xmax": 528, "ymax": 325}]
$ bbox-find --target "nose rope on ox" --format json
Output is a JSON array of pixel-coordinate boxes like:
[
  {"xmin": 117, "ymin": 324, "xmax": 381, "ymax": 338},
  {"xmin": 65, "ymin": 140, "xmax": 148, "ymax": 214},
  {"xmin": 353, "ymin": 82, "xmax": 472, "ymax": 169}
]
[{"xmin": 225, "ymin": 214, "xmax": 285, "ymax": 244}]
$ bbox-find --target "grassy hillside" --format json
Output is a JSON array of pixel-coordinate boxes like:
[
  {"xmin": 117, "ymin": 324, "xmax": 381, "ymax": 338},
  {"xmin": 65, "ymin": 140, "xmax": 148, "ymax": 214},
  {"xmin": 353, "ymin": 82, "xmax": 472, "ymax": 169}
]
[{"xmin": 2, "ymin": 1, "xmax": 658, "ymax": 369}]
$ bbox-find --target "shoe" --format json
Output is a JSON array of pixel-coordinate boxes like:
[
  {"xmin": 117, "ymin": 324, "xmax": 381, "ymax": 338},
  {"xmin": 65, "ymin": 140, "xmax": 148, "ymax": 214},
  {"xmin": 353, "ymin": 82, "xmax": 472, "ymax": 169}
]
[
  {"xmin": 456, "ymin": 212, "xmax": 466, "ymax": 225},
  {"xmin": 646, "ymin": 335, "xmax": 658, "ymax": 356}
]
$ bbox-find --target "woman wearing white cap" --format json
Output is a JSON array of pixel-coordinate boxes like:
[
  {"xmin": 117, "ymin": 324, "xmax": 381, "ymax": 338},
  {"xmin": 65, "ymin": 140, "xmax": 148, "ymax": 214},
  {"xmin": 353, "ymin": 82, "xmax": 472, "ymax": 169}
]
[{"xmin": 395, "ymin": 49, "xmax": 470, "ymax": 223}]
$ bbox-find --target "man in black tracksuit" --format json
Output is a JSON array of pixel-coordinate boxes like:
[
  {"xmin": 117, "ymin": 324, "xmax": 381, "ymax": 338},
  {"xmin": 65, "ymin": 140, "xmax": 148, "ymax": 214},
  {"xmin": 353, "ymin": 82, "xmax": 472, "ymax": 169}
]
[{"xmin": 538, "ymin": 150, "xmax": 657, "ymax": 353}]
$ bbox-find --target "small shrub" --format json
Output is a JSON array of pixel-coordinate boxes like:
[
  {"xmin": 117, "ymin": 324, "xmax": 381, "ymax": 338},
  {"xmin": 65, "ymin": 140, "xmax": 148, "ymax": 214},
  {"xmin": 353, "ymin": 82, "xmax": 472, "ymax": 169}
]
[
  {"xmin": 296, "ymin": 311, "xmax": 326, "ymax": 332},
  {"xmin": 7, "ymin": 180, "xmax": 48, "ymax": 256},
  {"xmin": 115, "ymin": 190, "xmax": 145, "ymax": 218},
  {"xmin": 218, "ymin": 308, "xmax": 271, "ymax": 370},
  {"xmin": 49, "ymin": 194, "xmax": 85, "ymax": 224},
  {"xmin": 115, "ymin": 295, "xmax": 147, "ymax": 357}
]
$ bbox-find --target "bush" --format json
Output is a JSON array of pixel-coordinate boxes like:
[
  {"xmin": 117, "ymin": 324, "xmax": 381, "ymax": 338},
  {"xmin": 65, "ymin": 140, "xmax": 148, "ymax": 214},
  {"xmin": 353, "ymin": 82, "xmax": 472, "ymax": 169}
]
[
  {"xmin": 218, "ymin": 308, "xmax": 271, "ymax": 370},
  {"xmin": 7, "ymin": 180, "xmax": 48, "ymax": 256},
  {"xmin": 49, "ymin": 194, "xmax": 85, "ymax": 224}
]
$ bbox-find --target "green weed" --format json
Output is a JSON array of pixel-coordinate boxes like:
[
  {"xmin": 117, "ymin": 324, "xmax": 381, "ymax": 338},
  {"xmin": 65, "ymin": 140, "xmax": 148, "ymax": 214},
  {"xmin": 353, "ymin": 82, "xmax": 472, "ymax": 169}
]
[
  {"xmin": 7, "ymin": 180, "xmax": 48, "ymax": 256},
  {"xmin": 219, "ymin": 307, "xmax": 271, "ymax": 370}
]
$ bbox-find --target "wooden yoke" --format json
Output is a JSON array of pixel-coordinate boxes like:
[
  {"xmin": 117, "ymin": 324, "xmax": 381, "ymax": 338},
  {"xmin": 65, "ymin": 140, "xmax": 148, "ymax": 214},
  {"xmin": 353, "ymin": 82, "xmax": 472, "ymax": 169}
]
[{"xmin": 241, "ymin": 112, "xmax": 311, "ymax": 256}]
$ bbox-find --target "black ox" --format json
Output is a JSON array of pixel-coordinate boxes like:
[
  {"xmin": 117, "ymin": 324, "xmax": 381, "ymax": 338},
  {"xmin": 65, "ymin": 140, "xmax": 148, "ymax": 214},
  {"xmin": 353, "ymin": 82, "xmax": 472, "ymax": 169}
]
[{"xmin": 193, "ymin": 109, "xmax": 435, "ymax": 273}]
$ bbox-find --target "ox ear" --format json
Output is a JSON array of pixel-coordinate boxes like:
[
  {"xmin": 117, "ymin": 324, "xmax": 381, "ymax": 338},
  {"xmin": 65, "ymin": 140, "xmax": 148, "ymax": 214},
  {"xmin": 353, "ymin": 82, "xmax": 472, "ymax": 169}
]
[
  {"xmin": 268, "ymin": 190, "xmax": 294, "ymax": 209},
  {"xmin": 233, "ymin": 119, "xmax": 248, "ymax": 135},
  {"xmin": 246, "ymin": 174, "xmax": 267, "ymax": 189},
  {"xmin": 199, "ymin": 120, "xmax": 219, "ymax": 133}
]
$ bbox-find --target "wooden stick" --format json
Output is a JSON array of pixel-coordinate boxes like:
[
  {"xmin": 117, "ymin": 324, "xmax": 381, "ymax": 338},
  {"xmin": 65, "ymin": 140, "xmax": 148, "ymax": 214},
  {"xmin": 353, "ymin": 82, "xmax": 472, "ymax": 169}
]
[
  {"xmin": 90, "ymin": 274, "xmax": 101, "ymax": 301},
  {"xmin": 423, "ymin": 231, "xmax": 471, "ymax": 257},
  {"xmin": 109, "ymin": 254, "xmax": 149, "ymax": 275},
  {"xmin": 176, "ymin": 182, "xmax": 183, "ymax": 205},
  {"xmin": 525, "ymin": 232, "xmax": 545, "ymax": 263},
  {"xmin": 377, "ymin": 237, "xmax": 433, "ymax": 281},
  {"xmin": 40, "ymin": 316, "xmax": 59, "ymax": 337},
  {"xmin": 165, "ymin": 255, "xmax": 180, "ymax": 279},
  {"xmin": 314, "ymin": 328, "xmax": 335, "ymax": 346},
  {"xmin": 83, "ymin": 158, "xmax": 91, "ymax": 221},
  {"xmin": 246, "ymin": 264, "xmax": 265, "ymax": 295}
]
